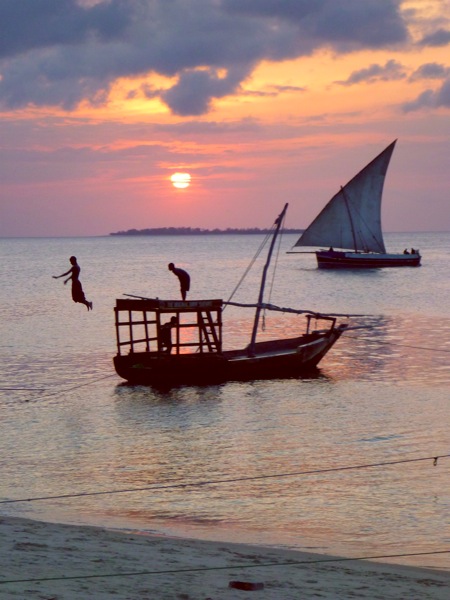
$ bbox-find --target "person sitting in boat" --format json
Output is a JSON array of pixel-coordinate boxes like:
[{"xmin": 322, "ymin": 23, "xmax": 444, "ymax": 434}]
[
  {"xmin": 168, "ymin": 262, "xmax": 190, "ymax": 300},
  {"xmin": 403, "ymin": 249, "xmax": 409, "ymax": 254},
  {"xmin": 160, "ymin": 316, "xmax": 177, "ymax": 353},
  {"xmin": 411, "ymin": 248, "xmax": 416, "ymax": 254}
]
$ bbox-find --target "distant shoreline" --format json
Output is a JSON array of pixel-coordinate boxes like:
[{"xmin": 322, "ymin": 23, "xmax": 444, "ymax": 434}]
[{"xmin": 110, "ymin": 227, "xmax": 304, "ymax": 236}]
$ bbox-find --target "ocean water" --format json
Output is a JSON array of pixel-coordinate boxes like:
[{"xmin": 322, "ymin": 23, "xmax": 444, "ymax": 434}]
[{"xmin": 0, "ymin": 231, "xmax": 449, "ymax": 570}]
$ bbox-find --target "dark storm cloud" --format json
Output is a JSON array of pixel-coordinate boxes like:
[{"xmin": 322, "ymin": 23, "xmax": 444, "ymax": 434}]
[
  {"xmin": 409, "ymin": 63, "xmax": 450, "ymax": 82},
  {"xmin": 418, "ymin": 28, "xmax": 450, "ymax": 47},
  {"xmin": 222, "ymin": 0, "xmax": 408, "ymax": 47},
  {"xmin": 161, "ymin": 65, "xmax": 252, "ymax": 116},
  {"xmin": 437, "ymin": 78, "xmax": 450, "ymax": 106},
  {"xmin": 0, "ymin": 0, "xmax": 131, "ymax": 58},
  {"xmin": 334, "ymin": 60, "xmax": 406, "ymax": 86},
  {"xmin": 0, "ymin": 0, "xmax": 409, "ymax": 115},
  {"xmin": 403, "ymin": 77, "xmax": 450, "ymax": 112}
]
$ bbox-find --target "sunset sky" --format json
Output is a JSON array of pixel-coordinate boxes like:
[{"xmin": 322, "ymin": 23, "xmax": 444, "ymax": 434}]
[{"xmin": 1, "ymin": 0, "xmax": 450, "ymax": 237}]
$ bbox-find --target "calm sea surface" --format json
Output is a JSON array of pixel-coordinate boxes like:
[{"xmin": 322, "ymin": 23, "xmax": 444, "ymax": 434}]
[{"xmin": 0, "ymin": 232, "xmax": 449, "ymax": 570}]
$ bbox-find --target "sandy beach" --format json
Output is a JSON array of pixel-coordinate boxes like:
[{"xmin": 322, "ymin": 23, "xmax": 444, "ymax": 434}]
[{"xmin": 0, "ymin": 516, "xmax": 448, "ymax": 599}]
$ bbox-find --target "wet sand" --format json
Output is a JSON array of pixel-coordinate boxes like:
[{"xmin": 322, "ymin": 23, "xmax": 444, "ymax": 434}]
[{"xmin": 0, "ymin": 515, "xmax": 448, "ymax": 599}]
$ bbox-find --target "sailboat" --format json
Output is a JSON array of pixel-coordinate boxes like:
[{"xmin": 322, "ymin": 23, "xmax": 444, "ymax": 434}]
[
  {"xmin": 113, "ymin": 204, "xmax": 348, "ymax": 386},
  {"xmin": 291, "ymin": 140, "xmax": 421, "ymax": 268}
]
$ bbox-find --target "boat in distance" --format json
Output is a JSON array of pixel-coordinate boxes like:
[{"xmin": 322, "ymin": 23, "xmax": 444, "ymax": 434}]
[
  {"xmin": 290, "ymin": 140, "xmax": 421, "ymax": 269},
  {"xmin": 113, "ymin": 204, "xmax": 348, "ymax": 386}
]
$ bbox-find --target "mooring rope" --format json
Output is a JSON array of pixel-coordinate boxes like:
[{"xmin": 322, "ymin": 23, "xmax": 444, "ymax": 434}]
[
  {"xmin": 1, "ymin": 454, "xmax": 447, "ymax": 505},
  {"xmin": 0, "ymin": 549, "xmax": 448, "ymax": 585}
]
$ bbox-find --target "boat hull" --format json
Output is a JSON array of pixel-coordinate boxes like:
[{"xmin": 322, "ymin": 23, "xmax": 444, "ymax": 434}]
[
  {"xmin": 113, "ymin": 327, "xmax": 346, "ymax": 386},
  {"xmin": 316, "ymin": 250, "xmax": 421, "ymax": 269}
]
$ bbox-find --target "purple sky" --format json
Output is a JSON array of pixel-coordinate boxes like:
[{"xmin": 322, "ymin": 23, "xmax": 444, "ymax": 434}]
[{"xmin": 1, "ymin": 0, "xmax": 450, "ymax": 236}]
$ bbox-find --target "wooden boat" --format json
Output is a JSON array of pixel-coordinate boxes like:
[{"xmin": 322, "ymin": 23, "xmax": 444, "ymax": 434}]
[
  {"xmin": 113, "ymin": 204, "xmax": 348, "ymax": 386},
  {"xmin": 290, "ymin": 141, "xmax": 421, "ymax": 269}
]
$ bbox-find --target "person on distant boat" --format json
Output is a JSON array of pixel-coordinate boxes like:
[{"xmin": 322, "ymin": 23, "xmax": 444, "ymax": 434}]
[
  {"xmin": 160, "ymin": 316, "xmax": 177, "ymax": 353},
  {"xmin": 411, "ymin": 248, "xmax": 416, "ymax": 254},
  {"xmin": 53, "ymin": 256, "xmax": 93, "ymax": 311},
  {"xmin": 403, "ymin": 249, "xmax": 409, "ymax": 254},
  {"xmin": 168, "ymin": 263, "xmax": 190, "ymax": 300}
]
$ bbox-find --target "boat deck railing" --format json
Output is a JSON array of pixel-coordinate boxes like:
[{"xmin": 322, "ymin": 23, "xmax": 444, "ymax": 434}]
[{"xmin": 114, "ymin": 298, "xmax": 224, "ymax": 356}]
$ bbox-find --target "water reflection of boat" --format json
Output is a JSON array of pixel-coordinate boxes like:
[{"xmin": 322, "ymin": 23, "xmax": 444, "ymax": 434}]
[
  {"xmin": 290, "ymin": 141, "xmax": 421, "ymax": 269},
  {"xmin": 113, "ymin": 204, "xmax": 348, "ymax": 386}
]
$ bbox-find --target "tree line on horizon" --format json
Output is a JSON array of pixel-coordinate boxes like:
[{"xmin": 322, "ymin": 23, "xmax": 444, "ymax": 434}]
[{"xmin": 110, "ymin": 226, "xmax": 304, "ymax": 236}]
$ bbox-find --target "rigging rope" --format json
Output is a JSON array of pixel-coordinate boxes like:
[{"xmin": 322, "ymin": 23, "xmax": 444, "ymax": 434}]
[
  {"xmin": 38, "ymin": 374, "xmax": 117, "ymax": 398},
  {"xmin": 1, "ymin": 329, "xmax": 448, "ymax": 405},
  {"xmin": 263, "ymin": 210, "xmax": 287, "ymax": 330},
  {"xmin": 343, "ymin": 333, "xmax": 450, "ymax": 354},
  {"xmin": 224, "ymin": 226, "xmax": 275, "ymax": 310},
  {"xmin": 343, "ymin": 189, "xmax": 385, "ymax": 253}
]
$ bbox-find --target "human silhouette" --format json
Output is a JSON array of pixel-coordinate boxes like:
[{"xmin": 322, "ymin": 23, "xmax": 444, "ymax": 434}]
[
  {"xmin": 53, "ymin": 256, "xmax": 93, "ymax": 311},
  {"xmin": 168, "ymin": 263, "xmax": 190, "ymax": 300},
  {"xmin": 160, "ymin": 316, "xmax": 177, "ymax": 353}
]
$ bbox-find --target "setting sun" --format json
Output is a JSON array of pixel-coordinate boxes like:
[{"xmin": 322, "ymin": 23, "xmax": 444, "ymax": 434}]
[{"xmin": 170, "ymin": 172, "xmax": 191, "ymax": 189}]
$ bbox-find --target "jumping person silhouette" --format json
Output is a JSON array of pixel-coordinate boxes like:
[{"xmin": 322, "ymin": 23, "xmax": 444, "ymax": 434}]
[{"xmin": 53, "ymin": 256, "xmax": 93, "ymax": 311}]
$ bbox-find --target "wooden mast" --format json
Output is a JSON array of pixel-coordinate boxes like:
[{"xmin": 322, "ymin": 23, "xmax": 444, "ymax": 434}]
[
  {"xmin": 340, "ymin": 186, "xmax": 358, "ymax": 252},
  {"xmin": 248, "ymin": 203, "xmax": 288, "ymax": 356}
]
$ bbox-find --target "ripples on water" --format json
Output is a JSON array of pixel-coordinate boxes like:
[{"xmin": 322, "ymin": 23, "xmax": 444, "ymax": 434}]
[{"xmin": 0, "ymin": 232, "xmax": 449, "ymax": 570}]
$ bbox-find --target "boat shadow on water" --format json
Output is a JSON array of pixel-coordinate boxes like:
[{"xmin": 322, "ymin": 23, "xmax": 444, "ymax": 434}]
[{"xmin": 113, "ymin": 367, "xmax": 330, "ymax": 397}]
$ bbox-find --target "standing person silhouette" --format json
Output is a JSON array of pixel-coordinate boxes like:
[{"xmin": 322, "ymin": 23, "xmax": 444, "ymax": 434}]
[
  {"xmin": 168, "ymin": 263, "xmax": 190, "ymax": 300},
  {"xmin": 53, "ymin": 256, "xmax": 93, "ymax": 311}
]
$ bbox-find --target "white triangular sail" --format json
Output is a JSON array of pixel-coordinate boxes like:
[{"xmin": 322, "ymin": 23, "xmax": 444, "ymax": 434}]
[{"xmin": 294, "ymin": 141, "xmax": 397, "ymax": 253}]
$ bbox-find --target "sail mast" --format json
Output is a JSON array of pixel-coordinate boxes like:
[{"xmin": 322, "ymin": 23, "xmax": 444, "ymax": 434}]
[
  {"xmin": 249, "ymin": 203, "xmax": 288, "ymax": 355},
  {"xmin": 340, "ymin": 186, "xmax": 358, "ymax": 252}
]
